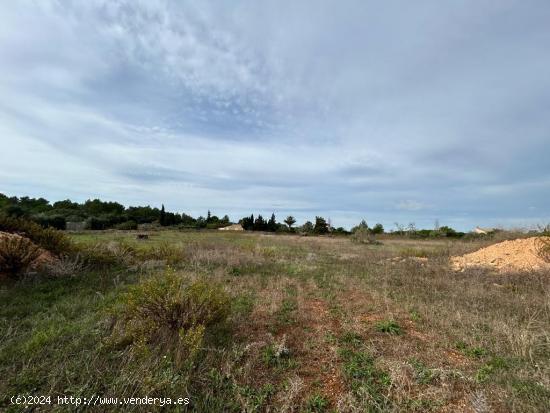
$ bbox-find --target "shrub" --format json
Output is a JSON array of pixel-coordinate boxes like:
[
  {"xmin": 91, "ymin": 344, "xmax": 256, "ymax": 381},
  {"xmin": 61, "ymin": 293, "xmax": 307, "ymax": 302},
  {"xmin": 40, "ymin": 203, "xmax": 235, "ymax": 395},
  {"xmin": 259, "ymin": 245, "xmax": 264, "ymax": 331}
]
[
  {"xmin": 0, "ymin": 236, "xmax": 41, "ymax": 279},
  {"xmin": 76, "ymin": 243, "xmax": 124, "ymax": 270},
  {"xmin": 148, "ymin": 242, "xmax": 184, "ymax": 265},
  {"xmin": 110, "ymin": 272, "xmax": 231, "ymax": 367},
  {"xmin": 351, "ymin": 226, "xmax": 380, "ymax": 245},
  {"xmin": 114, "ymin": 220, "xmax": 138, "ymax": 230},
  {"xmin": 0, "ymin": 215, "xmax": 72, "ymax": 255},
  {"xmin": 31, "ymin": 227, "xmax": 73, "ymax": 256}
]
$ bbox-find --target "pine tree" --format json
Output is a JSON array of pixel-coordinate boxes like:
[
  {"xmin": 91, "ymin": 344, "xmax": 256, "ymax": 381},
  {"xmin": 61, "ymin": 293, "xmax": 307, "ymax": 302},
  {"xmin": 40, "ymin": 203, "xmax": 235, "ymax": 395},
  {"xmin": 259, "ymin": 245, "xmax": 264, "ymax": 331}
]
[
  {"xmin": 268, "ymin": 213, "xmax": 277, "ymax": 231},
  {"xmin": 160, "ymin": 204, "xmax": 166, "ymax": 226}
]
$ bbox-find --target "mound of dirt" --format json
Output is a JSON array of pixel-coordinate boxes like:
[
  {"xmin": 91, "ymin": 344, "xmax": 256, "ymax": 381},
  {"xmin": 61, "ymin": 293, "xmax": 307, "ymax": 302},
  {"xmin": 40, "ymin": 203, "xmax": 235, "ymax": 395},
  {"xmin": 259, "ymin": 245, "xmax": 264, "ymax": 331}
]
[
  {"xmin": 0, "ymin": 231, "xmax": 56, "ymax": 269},
  {"xmin": 451, "ymin": 237, "xmax": 550, "ymax": 273}
]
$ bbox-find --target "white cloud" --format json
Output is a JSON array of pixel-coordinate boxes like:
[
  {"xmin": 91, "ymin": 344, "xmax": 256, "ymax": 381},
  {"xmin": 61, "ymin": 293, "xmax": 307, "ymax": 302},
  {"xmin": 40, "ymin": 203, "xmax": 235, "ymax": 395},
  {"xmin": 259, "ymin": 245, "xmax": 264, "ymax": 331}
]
[{"xmin": 0, "ymin": 0, "xmax": 549, "ymax": 230}]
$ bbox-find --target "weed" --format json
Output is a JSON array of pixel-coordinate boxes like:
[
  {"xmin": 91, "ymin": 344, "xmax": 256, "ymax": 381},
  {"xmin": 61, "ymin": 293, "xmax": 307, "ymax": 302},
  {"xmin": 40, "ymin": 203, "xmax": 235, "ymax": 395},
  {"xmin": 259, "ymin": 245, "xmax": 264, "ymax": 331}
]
[
  {"xmin": 409, "ymin": 309, "xmax": 422, "ymax": 322},
  {"xmin": 455, "ymin": 341, "xmax": 487, "ymax": 358},
  {"xmin": 339, "ymin": 348, "xmax": 391, "ymax": 410},
  {"xmin": 375, "ymin": 320, "xmax": 402, "ymax": 335},
  {"xmin": 409, "ymin": 358, "xmax": 438, "ymax": 384},
  {"xmin": 305, "ymin": 393, "xmax": 329, "ymax": 412},
  {"xmin": 262, "ymin": 335, "xmax": 293, "ymax": 369},
  {"xmin": 475, "ymin": 356, "xmax": 508, "ymax": 382}
]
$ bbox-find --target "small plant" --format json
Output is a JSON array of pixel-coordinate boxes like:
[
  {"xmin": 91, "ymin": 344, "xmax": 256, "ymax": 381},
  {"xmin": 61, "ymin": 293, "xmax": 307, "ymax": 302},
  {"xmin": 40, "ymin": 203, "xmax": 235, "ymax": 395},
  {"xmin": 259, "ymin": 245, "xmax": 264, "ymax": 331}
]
[
  {"xmin": 375, "ymin": 320, "xmax": 402, "ymax": 335},
  {"xmin": 409, "ymin": 358, "xmax": 438, "ymax": 384},
  {"xmin": 0, "ymin": 236, "xmax": 41, "ymax": 279},
  {"xmin": 409, "ymin": 309, "xmax": 422, "ymax": 322},
  {"xmin": 305, "ymin": 393, "xmax": 329, "ymax": 412},
  {"xmin": 454, "ymin": 341, "xmax": 487, "ymax": 358},
  {"xmin": 262, "ymin": 335, "xmax": 292, "ymax": 368},
  {"xmin": 475, "ymin": 356, "xmax": 508, "ymax": 382}
]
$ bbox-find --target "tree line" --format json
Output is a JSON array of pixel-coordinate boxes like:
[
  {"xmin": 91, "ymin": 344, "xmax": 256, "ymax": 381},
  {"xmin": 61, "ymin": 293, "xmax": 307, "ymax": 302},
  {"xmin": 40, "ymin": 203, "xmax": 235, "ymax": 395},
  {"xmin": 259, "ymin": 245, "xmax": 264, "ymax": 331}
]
[
  {"xmin": 0, "ymin": 193, "xmax": 230, "ymax": 230},
  {"xmin": 0, "ymin": 194, "xmax": 346, "ymax": 234},
  {"xmin": 1, "ymin": 193, "xmax": 468, "ymax": 238}
]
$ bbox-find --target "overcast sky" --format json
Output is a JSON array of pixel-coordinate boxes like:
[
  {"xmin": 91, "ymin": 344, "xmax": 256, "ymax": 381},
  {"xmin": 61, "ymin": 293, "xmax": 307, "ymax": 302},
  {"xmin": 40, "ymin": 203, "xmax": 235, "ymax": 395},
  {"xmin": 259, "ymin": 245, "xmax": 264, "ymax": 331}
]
[{"xmin": 1, "ymin": 1, "xmax": 549, "ymax": 230}]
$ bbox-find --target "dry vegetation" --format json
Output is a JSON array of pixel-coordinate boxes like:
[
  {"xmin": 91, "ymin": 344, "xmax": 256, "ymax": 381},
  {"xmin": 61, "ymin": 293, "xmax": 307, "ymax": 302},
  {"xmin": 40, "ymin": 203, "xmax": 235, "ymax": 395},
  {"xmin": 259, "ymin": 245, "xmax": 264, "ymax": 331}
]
[{"xmin": 1, "ymin": 229, "xmax": 549, "ymax": 412}]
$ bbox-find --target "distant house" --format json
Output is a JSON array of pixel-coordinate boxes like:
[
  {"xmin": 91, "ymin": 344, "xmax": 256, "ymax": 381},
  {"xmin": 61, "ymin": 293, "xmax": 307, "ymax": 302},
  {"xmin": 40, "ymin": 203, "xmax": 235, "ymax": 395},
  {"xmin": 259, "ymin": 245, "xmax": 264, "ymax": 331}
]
[
  {"xmin": 66, "ymin": 221, "xmax": 86, "ymax": 231},
  {"xmin": 218, "ymin": 224, "xmax": 244, "ymax": 231},
  {"xmin": 473, "ymin": 226, "xmax": 496, "ymax": 235}
]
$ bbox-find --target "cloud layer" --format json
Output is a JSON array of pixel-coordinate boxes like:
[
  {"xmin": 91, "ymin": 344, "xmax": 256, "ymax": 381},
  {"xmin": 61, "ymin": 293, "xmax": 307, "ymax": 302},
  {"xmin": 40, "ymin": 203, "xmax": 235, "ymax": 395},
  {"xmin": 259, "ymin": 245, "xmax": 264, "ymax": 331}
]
[{"xmin": 1, "ymin": 0, "xmax": 549, "ymax": 230}]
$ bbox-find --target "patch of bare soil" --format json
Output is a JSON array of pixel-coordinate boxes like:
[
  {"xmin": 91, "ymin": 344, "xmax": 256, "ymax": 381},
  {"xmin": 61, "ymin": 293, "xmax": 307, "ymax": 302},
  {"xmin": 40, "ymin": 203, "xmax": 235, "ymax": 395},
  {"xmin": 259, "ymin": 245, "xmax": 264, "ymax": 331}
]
[
  {"xmin": 296, "ymin": 298, "xmax": 345, "ymax": 403},
  {"xmin": 451, "ymin": 237, "xmax": 550, "ymax": 273},
  {"xmin": 234, "ymin": 288, "xmax": 346, "ymax": 407}
]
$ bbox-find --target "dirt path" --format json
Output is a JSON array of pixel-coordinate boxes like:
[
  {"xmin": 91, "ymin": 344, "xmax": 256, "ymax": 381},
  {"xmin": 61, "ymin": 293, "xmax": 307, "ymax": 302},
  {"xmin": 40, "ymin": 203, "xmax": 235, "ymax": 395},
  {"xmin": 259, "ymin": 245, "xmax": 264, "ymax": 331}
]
[{"xmin": 292, "ymin": 297, "xmax": 345, "ymax": 405}]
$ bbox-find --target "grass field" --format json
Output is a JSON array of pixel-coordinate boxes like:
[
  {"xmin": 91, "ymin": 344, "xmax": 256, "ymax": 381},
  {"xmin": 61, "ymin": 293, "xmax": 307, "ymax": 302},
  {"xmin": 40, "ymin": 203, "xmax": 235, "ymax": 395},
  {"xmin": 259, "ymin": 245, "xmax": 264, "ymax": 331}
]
[{"xmin": 1, "ymin": 230, "xmax": 549, "ymax": 412}]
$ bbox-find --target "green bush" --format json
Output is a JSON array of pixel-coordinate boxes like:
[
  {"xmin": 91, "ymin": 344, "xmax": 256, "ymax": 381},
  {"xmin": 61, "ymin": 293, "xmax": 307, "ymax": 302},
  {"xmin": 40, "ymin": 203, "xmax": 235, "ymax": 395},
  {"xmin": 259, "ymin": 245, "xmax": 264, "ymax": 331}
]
[
  {"xmin": 110, "ymin": 272, "xmax": 230, "ymax": 367},
  {"xmin": 114, "ymin": 220, "xmax": 138, "ymax": 230},
  {"xmin": 0, "ymin": 236, "xmax": 41, "ymax": 279},
  {"xmin": 0, "ymin": 215, "xmax": 72, "ymax": 255}
]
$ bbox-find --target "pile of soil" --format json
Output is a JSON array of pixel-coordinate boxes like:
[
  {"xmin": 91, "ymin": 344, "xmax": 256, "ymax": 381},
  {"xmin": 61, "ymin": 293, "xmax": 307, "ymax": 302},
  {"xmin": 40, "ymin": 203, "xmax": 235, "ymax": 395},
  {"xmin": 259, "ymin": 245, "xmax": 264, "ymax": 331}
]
[
  {"xmin": 0, "ymin": 231, "xmax": 56, "ymax": 270},
  {"xmin": 451, "ymin": 237, "xmax": 550, "ymax": 273}
]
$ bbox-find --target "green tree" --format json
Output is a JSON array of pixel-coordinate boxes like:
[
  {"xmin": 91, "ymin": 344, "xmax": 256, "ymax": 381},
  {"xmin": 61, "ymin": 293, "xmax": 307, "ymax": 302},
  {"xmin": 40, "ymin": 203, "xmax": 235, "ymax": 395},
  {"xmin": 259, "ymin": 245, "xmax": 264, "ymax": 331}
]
[
  {"xmin": 253, "ymin": 215, "xmax": 266, "ymax": 231},
  {"xmin": 267, "ymin": 213, "xmax": 277, "ymax": 232},
  {"xmin": 160, "ymin": 204, "xmax": 166, "ymax": 226},
  {"xmin": 314, "ymin": 216, "xmax": 329, "ymax": 234},
  {"xmin": 371, "ymin": 223, "xmax": 384, "ymax": 234}
]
